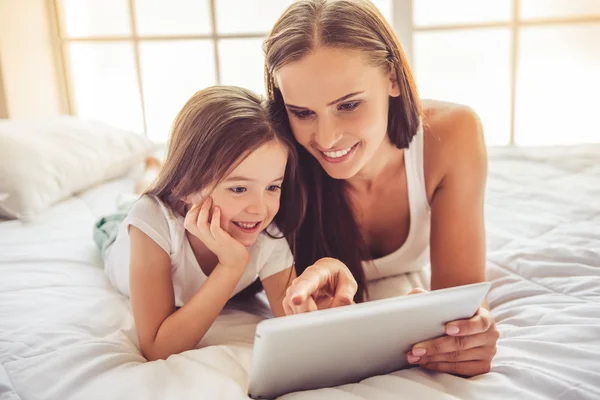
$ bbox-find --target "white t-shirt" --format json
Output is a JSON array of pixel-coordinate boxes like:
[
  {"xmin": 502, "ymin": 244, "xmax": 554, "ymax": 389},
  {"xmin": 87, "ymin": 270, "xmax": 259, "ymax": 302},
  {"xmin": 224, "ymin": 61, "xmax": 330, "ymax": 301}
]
[{"xmin": 104, "ymin": 195, "xmax": 293, "ymax": 307}]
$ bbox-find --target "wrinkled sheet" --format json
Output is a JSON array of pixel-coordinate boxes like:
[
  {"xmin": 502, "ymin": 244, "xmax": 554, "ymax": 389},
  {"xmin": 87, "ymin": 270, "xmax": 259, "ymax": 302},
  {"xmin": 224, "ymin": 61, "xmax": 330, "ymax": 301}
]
[{"xmin": 1, "ymin": 145, "xmax": 599, "ymax": 400}]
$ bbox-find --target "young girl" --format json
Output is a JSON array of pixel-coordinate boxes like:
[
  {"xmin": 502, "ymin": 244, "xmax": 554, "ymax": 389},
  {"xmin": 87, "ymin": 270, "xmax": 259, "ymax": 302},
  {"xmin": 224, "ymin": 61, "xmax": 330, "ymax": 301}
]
[{"xmin": 94, "ymin": 86, "xmax": 305, "ymax": 361}]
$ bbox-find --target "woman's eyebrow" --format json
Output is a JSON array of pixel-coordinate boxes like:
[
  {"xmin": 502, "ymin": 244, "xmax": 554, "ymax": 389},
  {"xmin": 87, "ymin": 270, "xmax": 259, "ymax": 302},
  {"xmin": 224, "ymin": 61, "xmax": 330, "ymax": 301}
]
[
  {"xmin": 327, "ymin": 91, "xmax": 364, "ymax": 106},
  {"xmin": 285, "ymin": 104, "xmax": 306, "ymax": 110},
  {"xmin": 285, "ymin": 91, "xmax": 364, "ymax": 109}
]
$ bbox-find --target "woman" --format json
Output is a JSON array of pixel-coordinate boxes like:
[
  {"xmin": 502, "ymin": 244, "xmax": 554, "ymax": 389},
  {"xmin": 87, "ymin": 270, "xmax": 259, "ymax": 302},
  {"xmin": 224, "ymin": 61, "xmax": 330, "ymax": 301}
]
[{"xmin": 266, "ymin": 0, "xmax": 498, "ymax": 377}]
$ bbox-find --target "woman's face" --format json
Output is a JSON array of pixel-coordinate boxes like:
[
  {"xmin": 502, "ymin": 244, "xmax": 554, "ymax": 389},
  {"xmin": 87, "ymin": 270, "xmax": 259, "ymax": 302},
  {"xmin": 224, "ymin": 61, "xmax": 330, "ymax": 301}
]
[{"xmin": 276, "ymin": 47, "xmax": 400, "ymax": 180}]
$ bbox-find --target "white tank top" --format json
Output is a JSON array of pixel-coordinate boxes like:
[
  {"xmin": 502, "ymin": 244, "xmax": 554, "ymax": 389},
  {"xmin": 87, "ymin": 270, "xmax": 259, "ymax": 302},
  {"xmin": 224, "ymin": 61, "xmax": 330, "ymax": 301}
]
[{"xmin": 363, "ymin": 122, "xmax": 431, "ymax": 281}]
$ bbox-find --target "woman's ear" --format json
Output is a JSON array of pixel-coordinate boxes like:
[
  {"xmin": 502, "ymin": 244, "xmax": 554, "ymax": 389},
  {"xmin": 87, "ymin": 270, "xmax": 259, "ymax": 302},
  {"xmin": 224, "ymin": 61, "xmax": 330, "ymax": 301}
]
[{"xmin": 388, "ymin": 65, "xmax": 401, "ymax": 98}]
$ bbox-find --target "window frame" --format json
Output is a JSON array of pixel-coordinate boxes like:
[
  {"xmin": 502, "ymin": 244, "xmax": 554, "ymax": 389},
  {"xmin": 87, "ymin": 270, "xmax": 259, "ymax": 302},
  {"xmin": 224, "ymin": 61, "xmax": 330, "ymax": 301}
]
[
  {"xmin": 50, "ymin": 0, "xmax": 270, "ymax": 137},
  {"xmin": 395, "ymin": 0, "xmax": 600, "ymax": 145},
  {"xmin": 50, "ymin": 0, "xmax": 600, "ymax": 145}
]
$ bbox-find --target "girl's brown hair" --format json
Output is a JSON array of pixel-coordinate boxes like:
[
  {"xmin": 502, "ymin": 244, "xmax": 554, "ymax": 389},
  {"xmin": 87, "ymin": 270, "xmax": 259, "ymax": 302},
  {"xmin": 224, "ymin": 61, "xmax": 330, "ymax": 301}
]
[
  {"xmin": 147, "ymin": 85, "xmax": 305, "ymax": 243},
  {"xmin": 264, "ymin": 0, "xmax": 422, "ymax": 301}
]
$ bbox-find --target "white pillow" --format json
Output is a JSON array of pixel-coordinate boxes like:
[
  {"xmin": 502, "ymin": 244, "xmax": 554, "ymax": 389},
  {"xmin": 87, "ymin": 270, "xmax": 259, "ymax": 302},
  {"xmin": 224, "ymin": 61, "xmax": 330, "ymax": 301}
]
[{"xmin": 0, "ymin": 116, "xmax": 154, "ymax": 220}]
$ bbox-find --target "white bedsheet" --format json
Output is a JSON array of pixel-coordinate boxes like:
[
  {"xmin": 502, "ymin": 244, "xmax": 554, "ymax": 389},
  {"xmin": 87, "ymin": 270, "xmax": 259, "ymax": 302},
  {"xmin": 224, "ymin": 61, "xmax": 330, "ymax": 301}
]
[{"xmin": 1, "ymin": 145, "xmax": 599, "ymax": 400}]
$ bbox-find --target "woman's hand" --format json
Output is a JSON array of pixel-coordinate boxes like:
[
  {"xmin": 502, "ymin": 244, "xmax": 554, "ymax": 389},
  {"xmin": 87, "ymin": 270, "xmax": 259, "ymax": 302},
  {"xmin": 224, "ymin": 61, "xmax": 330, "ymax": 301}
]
[
  {"xmin": 183, "ymin": 197, "xmax": 249, "ymax": 270},
  {"xmin": 282, "ymin": 257, "xmax": 358, "ymax": 315},
  {"xmin": 405, "ymin": 288, "xmax": 499, "ymax": 377}
]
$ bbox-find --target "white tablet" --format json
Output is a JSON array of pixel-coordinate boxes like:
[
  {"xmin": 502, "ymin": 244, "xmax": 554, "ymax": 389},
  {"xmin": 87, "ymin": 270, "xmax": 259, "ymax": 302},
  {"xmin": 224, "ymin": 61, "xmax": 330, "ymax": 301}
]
[{"xmin": 248, "ymin": 281, "xmax": 491, "ymax": 399}]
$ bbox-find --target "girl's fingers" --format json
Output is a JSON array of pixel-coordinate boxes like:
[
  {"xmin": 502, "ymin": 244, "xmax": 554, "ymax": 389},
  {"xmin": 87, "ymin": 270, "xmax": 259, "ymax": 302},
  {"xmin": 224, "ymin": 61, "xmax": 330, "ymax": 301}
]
[
  {"xmin": 329, "ymin": 271, "xmax": 358, "ymax": 308},
  {"xmin": 183, "ymin": 203, "xmax": 201, "ymax": 231},
  {"xmin": 196, "ymin": 197, "xmax": 213, "ymax": 238},
  {"xmin": 282, "ymin": 299, "xmax": 294, "ymax": 316},
  {"xmin": 407, "ymin": 287, "xmax": 427, "ymax": 295},
  {"xmin": 291, "ymin": 295, "xmax": 318, "ymax": 314},
  {"xmin": 287, "ymin": 268, "xmax": 329, "ymax": 306},
  {"xmin": 210, "ymin": 207, "xmax": 237, "ymax": 245},
  {"xmin": 209, "ymin": 206, "xmax": 221, "ymax": 240}
]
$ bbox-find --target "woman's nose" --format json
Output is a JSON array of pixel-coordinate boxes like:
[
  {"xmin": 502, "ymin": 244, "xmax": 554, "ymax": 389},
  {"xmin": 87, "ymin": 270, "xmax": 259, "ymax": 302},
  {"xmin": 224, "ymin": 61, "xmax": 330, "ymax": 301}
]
[{"xmin": 314, "ymin": 118, "xmax": 342, "ymax": 149}]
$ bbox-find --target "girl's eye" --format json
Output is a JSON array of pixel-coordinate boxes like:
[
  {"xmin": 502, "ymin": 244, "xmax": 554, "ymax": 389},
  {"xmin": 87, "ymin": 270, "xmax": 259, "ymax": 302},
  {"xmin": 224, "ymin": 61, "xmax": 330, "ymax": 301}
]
[
  {"xmin": 267, "ymin": 185, "xmax": 282, "ymax": 192},
  {"xmin": 291, "ymin": 109, "xmax": 314, "ymax": 120},
  {"xmin": 338, "ymin": 101, "xmax": 361, "ymax": 112},
  {"xmin": 229, "ymin": 187, "xmax": 247, "ymax": 194}
]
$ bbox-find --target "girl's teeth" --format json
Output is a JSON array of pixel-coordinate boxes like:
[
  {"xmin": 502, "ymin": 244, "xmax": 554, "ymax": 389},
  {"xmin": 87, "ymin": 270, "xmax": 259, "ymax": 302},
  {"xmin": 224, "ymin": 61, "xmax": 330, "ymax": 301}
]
[
  {"xmin": 323, "ymin": 145, "xmax": 353, "ymax": 158},
  {"xmin": 236, "ymin": 222, "xmax": 259, "ymax": 229}
]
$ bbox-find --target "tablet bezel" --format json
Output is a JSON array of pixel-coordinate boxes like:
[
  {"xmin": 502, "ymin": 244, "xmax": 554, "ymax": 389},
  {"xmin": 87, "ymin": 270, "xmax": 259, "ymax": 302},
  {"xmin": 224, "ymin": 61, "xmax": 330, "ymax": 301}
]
[{"xmin": 248, "ymin": 282, "xmax": 491, "ymax": 399}]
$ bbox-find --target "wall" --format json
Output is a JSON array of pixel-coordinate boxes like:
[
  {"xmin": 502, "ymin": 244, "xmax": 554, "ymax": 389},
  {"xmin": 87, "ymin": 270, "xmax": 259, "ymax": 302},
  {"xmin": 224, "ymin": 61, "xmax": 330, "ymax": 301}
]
[
  {"xmin": 0, "ymin": 0, "xmax": 66, "ymax": 118},
  {"xmin": 0, "ymin": 52, "xmax": 8, "ymax": 118}
]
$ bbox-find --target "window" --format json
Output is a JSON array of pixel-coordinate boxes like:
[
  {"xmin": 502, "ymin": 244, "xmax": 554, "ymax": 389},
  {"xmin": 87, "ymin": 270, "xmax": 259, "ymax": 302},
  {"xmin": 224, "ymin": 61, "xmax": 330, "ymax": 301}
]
[
  {"xmin": 53, "ymin": 1, "xmax": 598, "ymax": 146},
  {"xmin": 53, "ymin": 0, "xmax": 392, "ymax": 143},
  {"xmin": 411, "ymin": 0, "xmax": 600, "ymax": 145}
]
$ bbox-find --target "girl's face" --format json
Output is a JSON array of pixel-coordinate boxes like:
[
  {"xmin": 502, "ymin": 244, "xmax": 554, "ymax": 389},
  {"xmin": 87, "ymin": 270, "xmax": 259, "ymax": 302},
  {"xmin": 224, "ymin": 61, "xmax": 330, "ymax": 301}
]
[
  {"xmin": 275, "ymin": 47, "xmax": 400, "ymax": 180},
  {"xmin": 189, "ymin": 140, "xmax": 288, "ymax": 247}
]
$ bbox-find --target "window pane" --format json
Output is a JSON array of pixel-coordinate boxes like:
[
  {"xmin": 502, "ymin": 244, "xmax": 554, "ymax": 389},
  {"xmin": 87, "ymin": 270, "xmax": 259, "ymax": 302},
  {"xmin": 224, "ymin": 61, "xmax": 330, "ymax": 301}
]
[
  {"xmin": 370, "ymin": 0, "xmax": 393, "ymax": 23},
  {"xmin": 215, "ymin": 0, "xmax": 391, "ymax": 35},
  {"xmin": 67, "ymin": 42, "xmax": 144, "ymax": 133},
  {"xmin": 134, "ymin": 0, "xmax": 212, "ymax": 36},
  {"xmin": 215, "ymin": 0, "xmax": 295, "ymax": 34},
  {"xmin": 515, "ymin": 24, "xmax": 600, "ymax": 146},
  {"xmin": 139, "ymin": 40, "xmax": 216, "ymax": 143},
  {"xmin": 413, "ymin": 0, "xmax": 512, "ymax": 27},
  {"xmin": 219, "ymin": 39, "xmax": 265, "ymax": 95},
  {"xmin": 520, "ymin": 0, "xmax": 600, "ymax": 20},
  {"xmin": 414, "ymin": 29, "xmax": 511, "ymax": 146},
  {"xmin": 59, "ymin": 0, "xmax": 130, "ymax": 37}
]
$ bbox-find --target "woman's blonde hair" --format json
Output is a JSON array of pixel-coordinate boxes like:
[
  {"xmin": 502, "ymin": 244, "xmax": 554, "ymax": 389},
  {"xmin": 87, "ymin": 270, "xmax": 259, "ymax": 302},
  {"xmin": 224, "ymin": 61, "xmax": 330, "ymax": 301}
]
[{"xmin": 263, "ymin": 0, "xmax": 422, "ymax": 301}]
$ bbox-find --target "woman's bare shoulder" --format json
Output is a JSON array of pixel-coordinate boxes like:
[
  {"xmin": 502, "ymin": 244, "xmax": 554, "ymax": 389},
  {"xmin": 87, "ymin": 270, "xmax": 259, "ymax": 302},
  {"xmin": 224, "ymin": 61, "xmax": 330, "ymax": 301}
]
[
  {"xmin": 420, "ymin": 99, "xmax": 487, "ymax": 200},
  {"xmin": 422, "ymin": 99, "xmax": 483, "ymax": 143}
]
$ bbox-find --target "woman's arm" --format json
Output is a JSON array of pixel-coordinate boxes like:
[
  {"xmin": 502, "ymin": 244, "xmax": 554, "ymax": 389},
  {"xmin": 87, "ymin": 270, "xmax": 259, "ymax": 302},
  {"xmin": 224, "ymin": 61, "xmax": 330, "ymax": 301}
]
[
  {"xmin": 128, "ymin": 226, "xmax": 245, "ymax": 361},
  {"xmin": 406, "ymin": 105, "xmax": 498, "ymax": 377},
  {"xmin": 427, "ymin": 106, "xmax": 488, "ymax": 292}
]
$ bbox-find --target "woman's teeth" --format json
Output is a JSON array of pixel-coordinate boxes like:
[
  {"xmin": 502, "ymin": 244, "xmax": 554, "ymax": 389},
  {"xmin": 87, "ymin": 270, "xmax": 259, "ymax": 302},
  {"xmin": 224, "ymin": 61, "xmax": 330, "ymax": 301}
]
[
  {"xmin": 322, "ymin": 144, "xmax": 354, "ymax": 158},
  {"xmin": 234, "ymin": 222, "xmax": 259, "ymax": 229}
]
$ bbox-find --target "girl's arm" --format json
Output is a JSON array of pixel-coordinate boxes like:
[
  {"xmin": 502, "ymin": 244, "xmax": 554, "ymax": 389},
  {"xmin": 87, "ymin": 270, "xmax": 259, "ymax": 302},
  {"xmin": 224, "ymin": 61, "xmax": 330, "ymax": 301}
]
[
  {"xmin": 261, "ymin": 266, "xmax": 296, "ymax": 317},
  {"xmin": 129, "ymin": 226, "xmax": 245, "ymax": 361}
]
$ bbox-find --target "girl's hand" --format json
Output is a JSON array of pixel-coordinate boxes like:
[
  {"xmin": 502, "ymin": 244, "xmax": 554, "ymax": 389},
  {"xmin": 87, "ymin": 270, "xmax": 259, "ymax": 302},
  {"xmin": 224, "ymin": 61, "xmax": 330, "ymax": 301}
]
[
  {"xmin": 183, "ymin": 197, "xmax": 249, "ymax": 270},
  {"xmin": 282, "ymin": 258, "xmax": 358, "ymax": 315},
  {"xmin": 405, "ymin": 288, "xmax": 499, "ymax": 377}
]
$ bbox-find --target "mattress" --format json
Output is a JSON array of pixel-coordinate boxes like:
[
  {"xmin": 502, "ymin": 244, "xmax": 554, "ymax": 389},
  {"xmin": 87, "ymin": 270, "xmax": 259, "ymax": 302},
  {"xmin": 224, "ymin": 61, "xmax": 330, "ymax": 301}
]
[{"xmin": 1, "ymin": 144, "xmax": 599, "ymax": 400}]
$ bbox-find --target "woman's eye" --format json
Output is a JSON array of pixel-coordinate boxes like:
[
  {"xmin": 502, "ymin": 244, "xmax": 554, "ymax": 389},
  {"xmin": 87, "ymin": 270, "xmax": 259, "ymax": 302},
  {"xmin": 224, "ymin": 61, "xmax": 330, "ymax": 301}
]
[
  {"xmin": 291, "ymin": 109, "xmax": 314, "ymax": 119},
  {"xmin": 338, "ymin": 101, "xmax": 361, "ymax": 112},
  {"xmin": 229, "ymin": 187, "xmax": 247, "ymax": 194},
  {"xmin": 267, "ymin": 185, "xmax": 282, "ymax": 192}
]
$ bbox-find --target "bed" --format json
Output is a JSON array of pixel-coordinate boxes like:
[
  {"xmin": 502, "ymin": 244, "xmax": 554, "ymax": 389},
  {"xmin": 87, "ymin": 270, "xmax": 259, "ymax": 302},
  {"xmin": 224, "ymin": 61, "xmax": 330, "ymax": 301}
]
[{"xmin": 1, "ymin": 144, "xmax": 599, "ymax": 400}]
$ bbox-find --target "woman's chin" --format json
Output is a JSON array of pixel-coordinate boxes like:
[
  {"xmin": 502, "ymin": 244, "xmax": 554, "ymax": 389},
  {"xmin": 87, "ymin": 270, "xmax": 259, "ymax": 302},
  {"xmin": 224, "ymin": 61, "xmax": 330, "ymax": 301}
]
[
  {"xmin": 314, "ymin": 146, "xmax": 364, "ymax": 180},
  {"xmin": 318, "ymin": 161, "xmax": 361, "ymax": 180}
]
